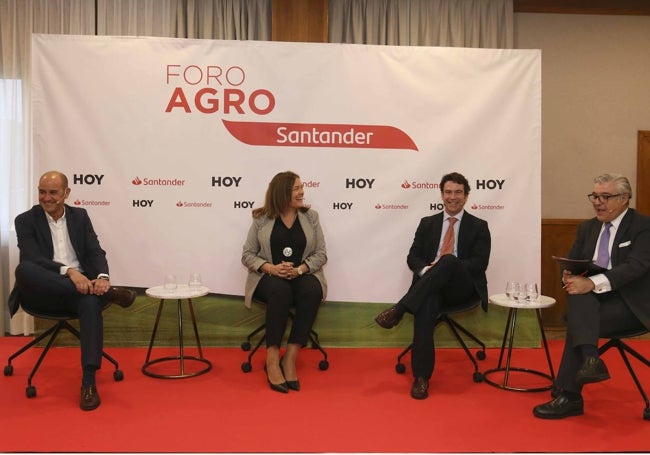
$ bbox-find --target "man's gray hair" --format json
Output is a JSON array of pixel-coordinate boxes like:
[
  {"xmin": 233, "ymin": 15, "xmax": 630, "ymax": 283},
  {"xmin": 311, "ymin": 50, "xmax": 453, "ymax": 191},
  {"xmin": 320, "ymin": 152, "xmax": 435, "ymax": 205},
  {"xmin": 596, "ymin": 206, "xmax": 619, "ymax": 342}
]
[{"xmin": 593, "ymin": 173, "xmax": 632, "ymax": 199}]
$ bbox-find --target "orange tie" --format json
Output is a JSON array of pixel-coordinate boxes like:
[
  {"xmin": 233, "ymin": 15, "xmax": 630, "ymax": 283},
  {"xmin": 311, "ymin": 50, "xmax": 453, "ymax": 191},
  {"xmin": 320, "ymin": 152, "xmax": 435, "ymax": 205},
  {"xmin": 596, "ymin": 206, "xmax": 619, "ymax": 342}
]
[{"xmin": 439, "ymin": 217, "xmax": 457, "ymax": 257}]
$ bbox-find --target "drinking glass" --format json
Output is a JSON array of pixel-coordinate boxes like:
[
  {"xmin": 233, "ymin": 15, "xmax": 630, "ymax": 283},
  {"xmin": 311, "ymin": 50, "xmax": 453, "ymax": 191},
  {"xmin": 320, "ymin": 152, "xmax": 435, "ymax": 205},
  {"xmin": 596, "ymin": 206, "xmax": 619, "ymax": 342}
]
[
  {"xmin": 506, "ymin": 281, "xmax": 519, "ymax": 300},
  {"xmin": 188, "ymin": 273, "xmax": 202, "ymax": 290},
  {"xmin": 164, "ymin": 274, "xmax": 177, "ymax": 291},
  {"xmin": 525, "ymin": 283, "xmax": 539, "ymax": 303}
]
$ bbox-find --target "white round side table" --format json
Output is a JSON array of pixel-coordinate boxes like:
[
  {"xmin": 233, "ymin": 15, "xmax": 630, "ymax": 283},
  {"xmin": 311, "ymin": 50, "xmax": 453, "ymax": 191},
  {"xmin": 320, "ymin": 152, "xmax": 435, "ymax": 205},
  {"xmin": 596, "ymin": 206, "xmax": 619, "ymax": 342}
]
[
  {"xmin": 483, "ymin": 293, "xmax": 556, "ymax": 392},
  {"xmin": 142, "ymin": 284, "xmax": 212, "ymax": 379}
]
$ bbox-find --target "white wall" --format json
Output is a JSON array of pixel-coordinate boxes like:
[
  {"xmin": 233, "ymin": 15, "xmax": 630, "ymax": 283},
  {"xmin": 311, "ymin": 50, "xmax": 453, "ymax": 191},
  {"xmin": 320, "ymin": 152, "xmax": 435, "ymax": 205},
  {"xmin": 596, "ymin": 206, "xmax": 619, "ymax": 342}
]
[{"xmin": 515, "ymin": 13, "xmax": 650, "ymax": 219}]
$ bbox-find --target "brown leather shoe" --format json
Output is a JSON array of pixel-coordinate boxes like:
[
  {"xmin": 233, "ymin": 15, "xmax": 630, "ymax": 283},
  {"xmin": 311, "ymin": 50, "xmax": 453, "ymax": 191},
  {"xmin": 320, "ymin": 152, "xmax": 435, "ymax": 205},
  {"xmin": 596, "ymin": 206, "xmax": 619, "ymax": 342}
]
[
  {"xmin": 80, "ymin": 384, "xmax": 101, "ymax": 411},
  {"xmin": 410, "ymin": 377, "xmax": 429, "ymax": 399},
  {"xmin": 106, "ymin": 287, "xmax": 137, "ymax": 308},
  {"xmin": 374, "ymin": 304, "xmax": 404, "ymax": 329}
]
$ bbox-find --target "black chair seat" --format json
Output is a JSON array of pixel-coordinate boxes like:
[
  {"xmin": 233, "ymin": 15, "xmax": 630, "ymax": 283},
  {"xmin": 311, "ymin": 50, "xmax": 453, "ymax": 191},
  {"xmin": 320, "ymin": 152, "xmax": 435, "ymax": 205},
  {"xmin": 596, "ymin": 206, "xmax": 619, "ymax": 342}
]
[
  {"xmin": 598, "ymin": 329, "xmax": 650, "ymax": 420},
  {"xmin": 240, "ymin": 299, "xmax": 329, "ymax": 373},
  {"xmin": 395, "ymin": 297, "xmax": 486, "ymax": 383},
  {"xmin": 4, "ymin": 302, "xmax": 124, "ymax": 398}
]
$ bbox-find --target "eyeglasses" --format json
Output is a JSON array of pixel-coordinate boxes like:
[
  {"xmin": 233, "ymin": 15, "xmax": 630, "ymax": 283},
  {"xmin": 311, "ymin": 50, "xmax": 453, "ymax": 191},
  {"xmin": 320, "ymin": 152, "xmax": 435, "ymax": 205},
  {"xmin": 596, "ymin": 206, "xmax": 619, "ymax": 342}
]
[{"xmin": 587, "ymin": 193, "xmax": 624, "ymax": 203}]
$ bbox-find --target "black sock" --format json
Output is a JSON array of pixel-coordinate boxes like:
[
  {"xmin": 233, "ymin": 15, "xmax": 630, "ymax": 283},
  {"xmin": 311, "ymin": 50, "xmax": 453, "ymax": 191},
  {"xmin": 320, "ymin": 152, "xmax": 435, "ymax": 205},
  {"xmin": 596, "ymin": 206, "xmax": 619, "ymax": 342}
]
[
  {"xmin": 561, "ymin": 390, "xmax": 582, "ymax": 401},
  {"xmin": 82, "ymin": 366, "xmax": 97, "ymax": 386},
  {"xmin": 579, "ymin": 344, "xmax": 599, "ymax": 360}
]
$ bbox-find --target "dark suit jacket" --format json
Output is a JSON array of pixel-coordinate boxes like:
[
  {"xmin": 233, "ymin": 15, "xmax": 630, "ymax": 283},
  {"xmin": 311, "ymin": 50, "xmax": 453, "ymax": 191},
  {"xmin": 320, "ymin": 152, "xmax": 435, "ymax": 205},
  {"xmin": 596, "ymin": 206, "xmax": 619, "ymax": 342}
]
[
  {"xmin": 406, "ymin": 211, "xmax": 491, "ymax": 307},
  {"xmin": 9, "ymin": 204, "xmax": 108, "ymax": 316},
  {"xmin": 567, "ymin": 208, "xmax": 650, "ymax": 331}
]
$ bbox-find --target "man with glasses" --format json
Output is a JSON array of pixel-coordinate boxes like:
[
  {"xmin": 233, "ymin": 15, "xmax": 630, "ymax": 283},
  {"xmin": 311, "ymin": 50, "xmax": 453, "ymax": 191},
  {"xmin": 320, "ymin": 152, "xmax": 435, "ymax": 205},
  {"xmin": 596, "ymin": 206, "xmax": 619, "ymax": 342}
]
[
  {"xmin": 533, "ymin": 173, "xmax": 650, "ymax": 419},
  {"xmin": 374, "ymin": 172, "xmax": 491, "ymax": 399}
]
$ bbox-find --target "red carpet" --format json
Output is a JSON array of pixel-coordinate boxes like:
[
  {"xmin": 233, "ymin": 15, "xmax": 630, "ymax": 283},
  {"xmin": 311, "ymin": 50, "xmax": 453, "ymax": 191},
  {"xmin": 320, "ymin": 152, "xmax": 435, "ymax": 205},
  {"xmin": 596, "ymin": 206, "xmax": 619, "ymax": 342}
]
[{"xmin": 0, "ymin": 337, "xmax": 648, "ymax": 453}]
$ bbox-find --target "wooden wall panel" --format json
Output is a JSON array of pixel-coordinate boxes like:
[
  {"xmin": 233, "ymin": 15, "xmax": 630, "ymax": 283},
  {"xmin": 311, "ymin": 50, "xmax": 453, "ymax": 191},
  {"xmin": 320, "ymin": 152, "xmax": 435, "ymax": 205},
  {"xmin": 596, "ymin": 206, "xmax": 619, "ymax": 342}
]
[
  {"xmin": 272, "ymin": 0, "xmax": 328, "ymax": 43},
  {"xmin": 540, "ymin": 219, "xmax": 583, "ymax": 328},
  {"xmin": 638, "ymin": 131, "xmax": 650, "ymax": 215}
]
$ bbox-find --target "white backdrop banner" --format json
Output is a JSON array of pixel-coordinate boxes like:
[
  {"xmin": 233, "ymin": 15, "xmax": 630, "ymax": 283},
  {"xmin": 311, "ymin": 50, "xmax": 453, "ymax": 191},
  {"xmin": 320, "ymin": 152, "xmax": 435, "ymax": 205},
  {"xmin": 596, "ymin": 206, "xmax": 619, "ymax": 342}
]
[{"xmin": 31, "ymin": 34, "xmax": 541, "ymax": 304}]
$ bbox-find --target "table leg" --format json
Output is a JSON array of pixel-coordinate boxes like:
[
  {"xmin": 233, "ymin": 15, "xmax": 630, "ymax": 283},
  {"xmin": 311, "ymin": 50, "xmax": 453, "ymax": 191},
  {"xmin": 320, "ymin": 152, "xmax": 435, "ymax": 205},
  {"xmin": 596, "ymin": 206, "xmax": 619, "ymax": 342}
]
[
  {"xmin": 177, "ymin": 299, "xmax": 185, "ymax": 376},
  {"xmin": 536, "ymin": 308, "xmax": 556, "ymax": 380},
  {"xmin": 144, "ymin": 299, "xmax": 166, "ymax": 364},
  {"xmin": 187, "ymin": 298, "xmax": 205, "ymax": 360},
  {"xmin": 502, "ymin": 308, "xmax": 519, "ymax": 386}
]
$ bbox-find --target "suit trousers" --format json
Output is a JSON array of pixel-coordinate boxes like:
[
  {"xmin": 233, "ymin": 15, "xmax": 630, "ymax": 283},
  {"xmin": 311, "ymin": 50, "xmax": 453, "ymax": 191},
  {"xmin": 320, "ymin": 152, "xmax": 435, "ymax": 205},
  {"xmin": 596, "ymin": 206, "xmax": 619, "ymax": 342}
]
[
  {"xmin": 253, "ymin": 273, "xmax": 322, "ymax": 348},
  {"xmin": 556, "ymin": 291, "xmax": 645, "ymax": 393},
  {"xmin": 14, "ymin": 261, "xmax": 104, "ymax": 369},
  {"xmin": 399, "ymin": 255, "xmax": 477, "ymax": 379}
]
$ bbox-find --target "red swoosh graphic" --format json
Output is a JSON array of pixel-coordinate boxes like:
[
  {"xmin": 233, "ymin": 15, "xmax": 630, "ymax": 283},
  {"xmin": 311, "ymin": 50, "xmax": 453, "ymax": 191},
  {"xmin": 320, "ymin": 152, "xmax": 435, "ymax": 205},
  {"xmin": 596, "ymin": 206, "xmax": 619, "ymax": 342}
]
[{"xmin": 222, "ymin": 120, "xmax": 418, "ymax": 151}]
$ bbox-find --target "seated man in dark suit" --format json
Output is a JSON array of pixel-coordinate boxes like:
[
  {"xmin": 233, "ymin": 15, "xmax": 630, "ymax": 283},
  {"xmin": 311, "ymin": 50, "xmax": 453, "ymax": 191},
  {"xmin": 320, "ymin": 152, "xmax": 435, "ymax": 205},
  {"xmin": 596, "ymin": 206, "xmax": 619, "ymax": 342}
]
[
  {"xmin": 9, "ymin": 170, "xmax": 136, "ymax": 411},
  {"xmin": 533, "ymin": 173, "xmax": 650, "ymax": 419},
  {"xmin": 375, "ymin": 172, "xmax": 491, "ymax": 399}
]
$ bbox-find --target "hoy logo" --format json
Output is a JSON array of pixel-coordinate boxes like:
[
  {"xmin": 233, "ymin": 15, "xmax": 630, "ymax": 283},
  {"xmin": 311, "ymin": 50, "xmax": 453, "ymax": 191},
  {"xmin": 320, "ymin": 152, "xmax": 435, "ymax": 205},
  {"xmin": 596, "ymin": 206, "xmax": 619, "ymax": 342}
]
[
  {"xmin": 332, "ymin": 202, "xmax": 353, "ymax": 210},
  {"xmin": 74, "ymin": 174, "xmax": 104, "ymax": 185},
  {"xmin": 234, "ymin": 201, "xmax": 254, "ymax": 208},
  {"xmin": 430, "ymin": 203, "xmax": 444, "ymax": 211},
  {"xmin": 212, "ymin": 176, "xmax": 242, "ymax": 187},
  {"xmin": 133, "ymin": 200, "xmax": 154, "ymax": 207},
  {"xmin": 476, "ymin": 179, "xmax": 505, "ymax": 190},
  {"xmin": 345, "ymin": 178, "xmax": 375, "ymax": 189}
]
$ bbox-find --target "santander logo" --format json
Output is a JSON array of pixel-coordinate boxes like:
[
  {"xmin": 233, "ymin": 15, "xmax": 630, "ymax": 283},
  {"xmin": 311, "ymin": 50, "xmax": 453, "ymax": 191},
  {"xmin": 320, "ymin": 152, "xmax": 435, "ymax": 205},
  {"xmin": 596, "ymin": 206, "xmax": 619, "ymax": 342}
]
[
  {"xmin": 132, "ymin": 177, "xmax": 143, "ymax": 185},
  {"xmin": 401, "ymin": 180, "xmax": 411, "ymax": 189}
]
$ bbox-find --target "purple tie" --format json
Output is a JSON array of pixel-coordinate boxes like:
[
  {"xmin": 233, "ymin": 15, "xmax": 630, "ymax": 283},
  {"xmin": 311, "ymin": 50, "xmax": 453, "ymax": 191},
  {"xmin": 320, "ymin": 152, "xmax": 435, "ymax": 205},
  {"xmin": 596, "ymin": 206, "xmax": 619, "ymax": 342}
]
[{"xmin": 595, "ymin": 222, "xmax": 612, "ymax": 268}]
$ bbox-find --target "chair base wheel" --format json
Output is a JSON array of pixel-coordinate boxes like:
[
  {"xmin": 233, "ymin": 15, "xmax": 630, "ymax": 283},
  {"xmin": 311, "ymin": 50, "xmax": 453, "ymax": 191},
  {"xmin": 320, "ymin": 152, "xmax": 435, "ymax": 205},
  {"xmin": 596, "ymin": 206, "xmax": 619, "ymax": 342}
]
[
  {"xmin": 241, "ymin": 362, "xmax": 252, "ymax": 373},
  {"xmin": 241, "ymin": 341, "xmax": 251, "ymax": 351},
  {"xmin": 473, "ymin": 371, "xmax": 484, "ymax": 382},
  {"xmin": 476, "ymin": 350, "xmax": 486, "ymax": 361},
  {"xmin": 395, "ymin": 363, "xmax": 406, "ymax": 374},
  {"xmin": 644, "ymin": 408, "xmax": 650, "ymax": 421},
  {"xmin": 113, "ymin": 369, "xmax": 124, "ymax": 381},
  {"xmin": 26, "ymin": 385, "xmax": 36, "ymax": 398},
  {"xmin": 4, "ymin": 365, "xmax": 13, "ymax": 376},
  {"xmin": 318, "ymin": 360, "xmax": 329, "ymax": 371}
]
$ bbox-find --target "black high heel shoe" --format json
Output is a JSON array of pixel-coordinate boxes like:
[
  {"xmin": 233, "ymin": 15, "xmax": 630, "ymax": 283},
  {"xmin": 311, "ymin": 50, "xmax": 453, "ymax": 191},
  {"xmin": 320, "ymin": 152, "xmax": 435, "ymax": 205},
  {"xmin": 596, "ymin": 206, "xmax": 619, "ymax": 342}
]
[
  {"xmin": 264, "ymin": 364, "xmax": 289, "ymax": 394},
  {"xmin": 280, "ymin": 357, "xmax": 300, "ymax": 392}
]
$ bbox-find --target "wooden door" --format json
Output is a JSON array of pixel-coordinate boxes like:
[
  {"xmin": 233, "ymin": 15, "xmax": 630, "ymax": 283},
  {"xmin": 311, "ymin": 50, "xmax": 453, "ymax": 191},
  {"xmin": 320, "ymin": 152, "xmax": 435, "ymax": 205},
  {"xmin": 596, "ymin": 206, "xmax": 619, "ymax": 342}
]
[{"xmin": 638, "ymin": 131, "xmax": 650, "ymax": 214}]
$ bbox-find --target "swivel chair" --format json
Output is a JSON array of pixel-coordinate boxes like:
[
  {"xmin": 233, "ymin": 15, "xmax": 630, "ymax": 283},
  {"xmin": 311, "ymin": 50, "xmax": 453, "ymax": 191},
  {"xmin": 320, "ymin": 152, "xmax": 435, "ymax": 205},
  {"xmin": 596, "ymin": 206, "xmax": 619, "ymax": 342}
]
[
  {"xmin": 394, "ymin": 297, "xmax": 486, "ymax": 383},
  {"xmin": 240, "ymin": 300, "xmax": 329, "ymax": 373},
  {"xmin": 4, "ymin": 302, "xmax": 124, "ymax": 398},
  {"xmin": 598, "ymin": 328, "xmax": 650, "ymax": 420}
]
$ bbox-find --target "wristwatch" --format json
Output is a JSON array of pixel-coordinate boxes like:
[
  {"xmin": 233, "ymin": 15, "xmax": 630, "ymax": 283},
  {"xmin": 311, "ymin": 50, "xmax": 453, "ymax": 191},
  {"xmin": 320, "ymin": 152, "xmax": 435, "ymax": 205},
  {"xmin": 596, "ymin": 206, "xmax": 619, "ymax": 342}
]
[{"xmin": 297, "ymin": 266, "xmax": 303, "ymax": 276}]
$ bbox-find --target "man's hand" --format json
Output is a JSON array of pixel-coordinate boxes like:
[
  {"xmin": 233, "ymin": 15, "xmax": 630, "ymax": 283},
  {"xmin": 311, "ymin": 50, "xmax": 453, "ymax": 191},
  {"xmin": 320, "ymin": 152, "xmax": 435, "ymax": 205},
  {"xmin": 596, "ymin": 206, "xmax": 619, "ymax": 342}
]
[
  {"xmin": 563, "ymin": 275, "xmax": 595, "ymax": 295},
  {"xmin": 92, "ymin": 277, "xmax": 110, "ymax": 295},
  {"xmin": 67, "ymin": 268, "xmax": 93, "ymax": 294}
]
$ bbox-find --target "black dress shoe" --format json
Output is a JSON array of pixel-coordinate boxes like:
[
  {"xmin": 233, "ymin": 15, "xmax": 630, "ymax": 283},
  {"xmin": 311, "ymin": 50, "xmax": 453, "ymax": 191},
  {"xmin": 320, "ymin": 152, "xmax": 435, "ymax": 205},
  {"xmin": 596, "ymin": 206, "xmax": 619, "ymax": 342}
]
[
  {"xmin": 374, "ymin": 304, "xmax": 404, "ymax": 329},
  {"xmin": 264, "ymin": 365, "xmax": 289, "ymax": 394},
  {"xmin": 576, "ymin": 356, "xmax": 610, "ymax": 385},
  {"xmin": 105, "ymin": 287, "xmax": 137, "ymax": 308},
  {"xmin": 533, "ymin": 395, "xmax": 583, "ymax": 419},
  {"xmin": 80, "ymin": 384, "xmax": 101, "ymax": 411},
  {"xmin": 410, "ymin": 377, "xmax": 429, "ymax": 400},
  {"xmin": 280, "ymin": 359, "xmax": 300, "ymax": 391}
]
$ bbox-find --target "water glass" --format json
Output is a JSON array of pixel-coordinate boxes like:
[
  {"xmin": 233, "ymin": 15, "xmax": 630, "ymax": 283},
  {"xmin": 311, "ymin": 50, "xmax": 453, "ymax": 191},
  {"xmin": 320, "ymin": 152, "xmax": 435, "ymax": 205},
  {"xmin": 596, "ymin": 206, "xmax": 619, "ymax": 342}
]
[
  {"xmin": 505, "ymin": 281, "xmax": 520, "ymax": 300},
  {"xmin": 188, "ymin": 273, "xmax": 202, "ymax": 290},
  {"xmin": 525, "ymin": 283, "xmax": 539, "ymax": 303},
  {"xmin": 164, "ymin": 274, "xmax": 177, "ymax": 291}
]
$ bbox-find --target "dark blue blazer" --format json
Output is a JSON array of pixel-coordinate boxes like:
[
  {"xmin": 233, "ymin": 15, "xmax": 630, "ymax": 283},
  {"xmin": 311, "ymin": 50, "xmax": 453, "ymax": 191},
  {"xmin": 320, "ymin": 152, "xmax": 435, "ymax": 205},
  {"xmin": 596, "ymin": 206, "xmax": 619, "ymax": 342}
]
[
  {"xmin": 567, "ymin": 208, "xmax": 650, "ymax": 331},
  {"xmin": 406, "ymin": 211, "xmax": 491, "ymax": 308},
  {"xmin": 9, "ymin": 204, "xmax": 108, "ymax": 316}
]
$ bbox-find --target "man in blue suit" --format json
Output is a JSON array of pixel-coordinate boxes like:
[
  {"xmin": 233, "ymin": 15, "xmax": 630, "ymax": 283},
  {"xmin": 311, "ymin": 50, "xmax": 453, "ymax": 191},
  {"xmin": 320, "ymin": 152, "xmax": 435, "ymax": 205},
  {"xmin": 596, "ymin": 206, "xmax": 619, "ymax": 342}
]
[
  {"xmin": 534, "ymin": 173, "xmax": 650, "ymax": 419},
  {"xmin": 9, "ymin": 171, "xmax": 136, "ymax": 411},
  {"xmin": 375, "ymin": 172, "xmax": 491, "ymax": 399}
]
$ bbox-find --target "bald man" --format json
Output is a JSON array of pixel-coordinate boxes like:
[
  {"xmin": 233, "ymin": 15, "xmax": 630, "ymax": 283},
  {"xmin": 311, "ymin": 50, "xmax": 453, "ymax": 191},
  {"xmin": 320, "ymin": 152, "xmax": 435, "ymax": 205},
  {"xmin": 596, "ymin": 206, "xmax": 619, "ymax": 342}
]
[{"xmin": 9, "ymin": 171, "xmax": 136, "ymax": 411}]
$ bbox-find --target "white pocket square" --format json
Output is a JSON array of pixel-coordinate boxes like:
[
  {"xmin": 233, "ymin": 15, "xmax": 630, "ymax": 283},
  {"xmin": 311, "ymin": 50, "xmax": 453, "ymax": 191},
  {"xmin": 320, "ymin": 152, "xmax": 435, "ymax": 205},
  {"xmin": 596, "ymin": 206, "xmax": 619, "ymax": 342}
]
[{"xmin": 618, "ymin": 240, "xmax": 631, "ymax": 248}]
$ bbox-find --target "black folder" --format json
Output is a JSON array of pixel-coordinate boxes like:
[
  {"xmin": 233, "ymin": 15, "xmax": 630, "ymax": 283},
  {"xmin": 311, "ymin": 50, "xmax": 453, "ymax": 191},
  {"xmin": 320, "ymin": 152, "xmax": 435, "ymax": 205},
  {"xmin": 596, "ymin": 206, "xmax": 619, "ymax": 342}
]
[{"xmin": 552, "ymin": 256, "xmax": 607, "ymax": 275}]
